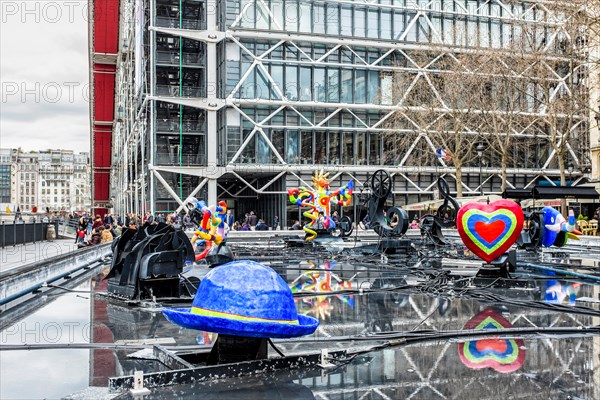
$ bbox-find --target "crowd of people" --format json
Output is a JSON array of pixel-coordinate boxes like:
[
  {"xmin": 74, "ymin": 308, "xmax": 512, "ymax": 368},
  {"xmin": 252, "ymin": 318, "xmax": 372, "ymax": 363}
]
[
  {"xmin": 67, "ymin": 206, "xmax": 458, "ymax": 246},
  {"xmin": 70, "ymin": 209, "xmax": 284, "ymax": 248},
  {"xmin": 44, "ymin": 202, "xmax": 600, "ymax": 249},
  {"xmin": 224, "ymin": 210, "xmax": 279, "ymax": 232},
  {"xmin": 67, "ymin": 201, "xmax": 493, "ymax": 249}
]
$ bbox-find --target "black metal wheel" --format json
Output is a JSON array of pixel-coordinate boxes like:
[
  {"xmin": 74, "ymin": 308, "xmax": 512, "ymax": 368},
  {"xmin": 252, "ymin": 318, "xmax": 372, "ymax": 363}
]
[
  {"xmin": 386, "ymin": 207, "xmax": 409, "ymax": 236},
  {"xmin": 339, "ymin": 216, "xmax": 353, "ymax": 237},
  {"xmin": 371, "ymin": 170, "xmax": 391, "ymax": 199}
]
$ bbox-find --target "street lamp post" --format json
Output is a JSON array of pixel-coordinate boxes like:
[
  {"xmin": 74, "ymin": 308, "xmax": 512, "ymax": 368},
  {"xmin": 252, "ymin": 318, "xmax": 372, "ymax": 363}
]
[
  {"xmin": 567, "ymin": 162, "xmax": 574, "ymax": 186},
  {"xmin": 476, "ymin": 143, "xmax": 485, "ymax": 196}
]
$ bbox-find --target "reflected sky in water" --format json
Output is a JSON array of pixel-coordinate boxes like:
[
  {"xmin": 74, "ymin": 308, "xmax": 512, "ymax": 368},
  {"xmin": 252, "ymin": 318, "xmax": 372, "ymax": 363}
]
[{"xmin": 1, "ymin": 282, "xmax": 92, "ymax": 399}]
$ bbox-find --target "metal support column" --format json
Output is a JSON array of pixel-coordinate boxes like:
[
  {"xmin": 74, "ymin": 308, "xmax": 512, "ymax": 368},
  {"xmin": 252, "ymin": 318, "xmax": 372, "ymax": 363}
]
[
  {"xmin": 206, "ymin": 0, "xmax": 218, "ymax": 205},
  {"xmin": 149, "ymin": 0, "xmax": 156, "ymax": 214}
]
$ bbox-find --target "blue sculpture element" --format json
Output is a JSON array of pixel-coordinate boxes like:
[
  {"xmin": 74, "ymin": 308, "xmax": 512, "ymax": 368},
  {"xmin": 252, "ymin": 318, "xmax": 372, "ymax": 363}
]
[
  {"xmin": 544, "ymin": 279, "xmax": 579, "ymax": 305},
  {"xmin": 541, "ymin": 207, "xmax": 579, "ymax": 248},
  {"xmin": 163, "ymin": 260, "xmax": 319, "ymax": 338}
]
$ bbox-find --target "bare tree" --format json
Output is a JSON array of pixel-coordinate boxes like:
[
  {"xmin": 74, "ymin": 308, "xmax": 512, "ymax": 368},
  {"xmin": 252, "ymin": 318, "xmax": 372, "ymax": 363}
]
[
  {"xmin": 516, "ymin": 2, "xmax": 599, "ymax": 209},
  {"xmin": 386, "ymin": 50, "xmax": 491, "ymax": 197},
  {"xmin": 477, "ymin": 53, "xmax": 535, "ymax": 193},
  {"xmin": 384, "ymin": 2, "xmax": 600, "ymax": 204}
]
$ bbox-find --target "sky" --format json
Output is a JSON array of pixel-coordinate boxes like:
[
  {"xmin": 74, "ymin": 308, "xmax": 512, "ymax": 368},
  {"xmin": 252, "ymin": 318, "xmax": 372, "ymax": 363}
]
[{"xmin": 1, "ymin": 1, "xmax": 90, "ymax": 153}]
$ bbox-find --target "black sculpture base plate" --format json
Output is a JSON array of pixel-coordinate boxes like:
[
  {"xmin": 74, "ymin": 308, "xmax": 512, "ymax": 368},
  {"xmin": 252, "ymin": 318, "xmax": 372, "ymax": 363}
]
[
  {"xmin": 206, "ymin": 334, "xmax": 268, "ymax": 365},
  {"xmin": 377, "ymin": 239, "xmax": 413, "ymax": 254}
]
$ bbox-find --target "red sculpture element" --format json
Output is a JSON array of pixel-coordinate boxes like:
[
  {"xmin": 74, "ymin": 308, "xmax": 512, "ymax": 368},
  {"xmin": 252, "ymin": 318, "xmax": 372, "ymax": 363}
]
[
  {"xmin": 458, "ymin": 307, "xmax": 526, "ymax": 373},
  {"xmin": 457, "ymin": 200, "xmax": 524, "ymax": 263}
]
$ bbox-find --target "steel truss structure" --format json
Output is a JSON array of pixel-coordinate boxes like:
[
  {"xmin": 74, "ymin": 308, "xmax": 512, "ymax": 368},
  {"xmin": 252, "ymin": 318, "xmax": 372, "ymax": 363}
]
[{"xmin": 109, "ymin": 0, "xmax": 595, "ymax": 225}]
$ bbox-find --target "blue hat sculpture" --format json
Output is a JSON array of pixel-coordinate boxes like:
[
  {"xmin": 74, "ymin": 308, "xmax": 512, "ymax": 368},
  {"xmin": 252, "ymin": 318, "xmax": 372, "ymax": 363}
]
[{"xmin": 162, "ymin": 260, "xmax": 319, "ymax": 338}]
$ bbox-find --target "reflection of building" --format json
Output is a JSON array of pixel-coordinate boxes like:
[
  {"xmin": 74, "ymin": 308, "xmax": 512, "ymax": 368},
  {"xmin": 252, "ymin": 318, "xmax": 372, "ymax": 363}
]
[
  {"xmin": 284, "ymin": 258, "xmax": 597, "ymax": 398},
  {"xmin": 79, "ymin": 255, "xmax": 598, "ymax": 398},
  {"xmin": 107, "ymin": 0, "xmax": 594, "ymax": 226},
  {"xmin": 292, "ymin": 286, "xmax": 596, "ymax": 399}
]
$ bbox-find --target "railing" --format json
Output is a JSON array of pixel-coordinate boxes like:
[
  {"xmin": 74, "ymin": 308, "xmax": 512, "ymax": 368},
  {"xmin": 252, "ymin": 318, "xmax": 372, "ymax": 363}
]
[
  {"xmin": 57, "ymin": 218, "xmax": 79, "ymax": 239},
  {"xmin": 155, "ymin": 16, "xmax": 206, "ymax": 30},
  {"xmin": 156, "ymin": 119, "xmax": 205, "ymax": 133},
  {"xmin": 156, "ymin": 85, "xmax": 204, "ymax": 98},
  {"xmin": 0, "ymin": 220, "xmax": 59, "ymax": 248},
  {"xmin": 156, "ymin": 51, "xmax": 205, "ymax": 66},
  {"xmin": 156, "ymin": 153, "xmax": 207, "ymax": 166}
]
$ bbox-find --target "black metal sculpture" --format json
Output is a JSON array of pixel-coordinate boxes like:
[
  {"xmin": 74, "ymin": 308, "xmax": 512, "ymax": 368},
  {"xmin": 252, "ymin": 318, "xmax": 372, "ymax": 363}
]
[
  {"xmin": 516, "ymin": 210, "xmax": 543, "ymax": 249},
  {"xmin": 419, "ymin": 177, "xmax": 459, "ymax": 246},
  {"xmin": 106, "ymin": 223, "xmax": 195, "ymax": 301},
  {"xmin": 366, "ymin": 170, "xmax": 409, "ymax": 238}
]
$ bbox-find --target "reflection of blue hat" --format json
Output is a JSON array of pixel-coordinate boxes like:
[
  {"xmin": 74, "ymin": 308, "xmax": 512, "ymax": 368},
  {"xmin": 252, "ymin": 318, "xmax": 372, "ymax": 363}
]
[{"xmin": 163, "ymin": 260, "xmax": 319, "ymax": 338}]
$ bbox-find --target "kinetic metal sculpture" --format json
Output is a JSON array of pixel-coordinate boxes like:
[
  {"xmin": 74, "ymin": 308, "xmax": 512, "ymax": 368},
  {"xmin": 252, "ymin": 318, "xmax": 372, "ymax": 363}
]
[
  {"xmin": 418, "ymin": 177, "xmax": 460, "ymax": 245},
  {"xmin": 287, "ymin": 170, "xmax": 354, "ymax": 240},
  {"xmin": 366, "ymin": 170, "xmax": 409, "ymax": 238}
]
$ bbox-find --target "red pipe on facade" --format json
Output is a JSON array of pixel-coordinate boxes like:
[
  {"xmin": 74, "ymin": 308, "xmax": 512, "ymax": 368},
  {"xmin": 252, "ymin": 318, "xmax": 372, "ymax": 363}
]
[{"xmin": 90, "ymin": 0, "xmax": 119, "ymax": 217}]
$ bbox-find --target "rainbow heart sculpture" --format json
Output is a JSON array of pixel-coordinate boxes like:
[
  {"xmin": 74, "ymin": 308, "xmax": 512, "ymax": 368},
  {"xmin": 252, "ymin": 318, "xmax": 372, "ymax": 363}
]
[
  {"xmin": 457, "ymin": 199, "xmax": 524, "ymax": 263},
  {"xmin": 458, "ymin": 307, "xmax": 526, "ymax": 373}
]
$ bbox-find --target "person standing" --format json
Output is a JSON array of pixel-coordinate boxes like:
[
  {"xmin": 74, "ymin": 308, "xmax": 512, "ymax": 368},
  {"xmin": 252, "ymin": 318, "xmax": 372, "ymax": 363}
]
[
  {"xmin": 331, "ymin": 211, "xmax": 339, "ymax": 224},
  {"xmin": 100, "ymin": 226, "xmax": 113, "ymax": 243},
  {"xmin": 225, "ymin": 209, "xmax": 235, "ymax": 229},
  {"xmin": 92, "ymin": 215, "xmax": 103, "ymax": 233},
  {"xmin": 87, "ymin": 217, "xmax": 93, "ymax": 236},
  {"xmin": 248, "ymin": 211, "xmax": 258, "ymax": 228},
  {"xmin": 77, "ymin": 229, "xmax": 85, "ymax": 243}
]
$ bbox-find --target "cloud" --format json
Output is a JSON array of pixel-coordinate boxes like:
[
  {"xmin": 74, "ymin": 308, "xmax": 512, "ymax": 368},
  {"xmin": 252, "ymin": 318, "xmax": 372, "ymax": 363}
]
[
  {"xmin": 1, "ymin": 89, "xmax": 89, "ymax": 121},
  {"xmin": 1, "ymin": 1, "xmax": 91, "ymax": 154},
  {"xmin": 1, "ymin": 112, "xmax": 90, "ymax": 153}
]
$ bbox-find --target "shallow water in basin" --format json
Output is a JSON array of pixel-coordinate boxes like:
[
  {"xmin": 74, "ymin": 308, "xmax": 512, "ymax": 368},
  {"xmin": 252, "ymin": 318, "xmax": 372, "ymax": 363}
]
[{"xmin": 1, "ymin": 245, "xmax": 599, "ymax": 400}]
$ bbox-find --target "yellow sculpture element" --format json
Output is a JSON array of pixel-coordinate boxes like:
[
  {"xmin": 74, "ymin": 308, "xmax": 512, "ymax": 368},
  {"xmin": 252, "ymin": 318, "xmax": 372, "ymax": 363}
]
[
  {"xmin": 190, "ymin": 200, "xmax": 227, "ymax": 247},
  {"xmin": 287, "ymin": 170, "xmax": 354, "ymax": 241}
]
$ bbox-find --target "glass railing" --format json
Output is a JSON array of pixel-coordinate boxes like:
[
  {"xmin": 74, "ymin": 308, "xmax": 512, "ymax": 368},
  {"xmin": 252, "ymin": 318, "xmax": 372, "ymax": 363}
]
[
  {"xmin": 156, "ymin": 119, "xmax": 206, "ymax": 133},
  {"xmin": 156, "ymin": 85, "xmax": 205, "ymax": 98},
  {"xmin": 155, "ymin": 51, "xmax": 205, "ymax": 66},
  {"xmin": 156, "ymin": 152, "xmax": 207, "ymax": 166},
  {"xmin": 155, "ymin": 16, "xmax": 206, "ymax": 30}
]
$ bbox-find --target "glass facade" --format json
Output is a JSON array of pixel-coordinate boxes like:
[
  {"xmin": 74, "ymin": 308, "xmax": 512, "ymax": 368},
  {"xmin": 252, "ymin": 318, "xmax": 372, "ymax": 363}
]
[
  {"xmin": 110, "ymin": 0, "xmax": 590, "ymax": 222},
  {"xmin": 229, "ymin": 0, "xmax": 553, "ymax": 51}
]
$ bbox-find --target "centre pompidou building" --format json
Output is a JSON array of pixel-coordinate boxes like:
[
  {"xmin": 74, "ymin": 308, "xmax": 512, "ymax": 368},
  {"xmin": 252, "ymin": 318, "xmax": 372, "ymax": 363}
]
[{"xmin": 107, "ymin": 0, "xmax": 594, "ymax": 225}]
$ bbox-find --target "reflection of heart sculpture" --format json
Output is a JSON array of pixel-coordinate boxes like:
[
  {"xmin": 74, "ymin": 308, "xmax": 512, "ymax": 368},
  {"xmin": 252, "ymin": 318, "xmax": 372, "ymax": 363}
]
[
  {"xmin": 458, "ymin": 308, "xmax": 526, "ymax": 373},
  {"xmin": 457, "ymin": 200, "xmax": 524, "ymax": 263}
]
